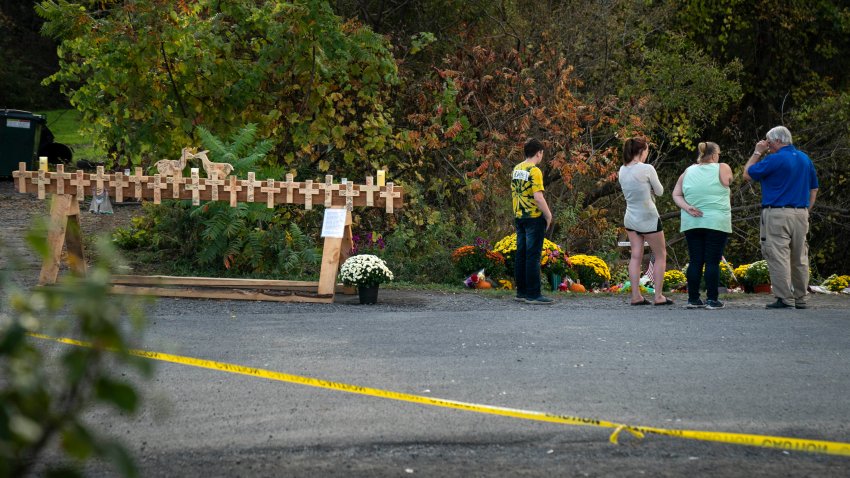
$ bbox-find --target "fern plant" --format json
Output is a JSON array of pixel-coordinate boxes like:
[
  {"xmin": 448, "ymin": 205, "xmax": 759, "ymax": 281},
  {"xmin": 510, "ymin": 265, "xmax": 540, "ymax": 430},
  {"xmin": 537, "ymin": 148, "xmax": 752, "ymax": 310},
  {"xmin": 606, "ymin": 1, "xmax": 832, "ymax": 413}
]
[
  {"xmin": 114, "ymin": 124, "xmax": 321, "ymax": 278},
  {"xmin": 195, "ymin": 123, "xmax": 274, "ymax": 174}
]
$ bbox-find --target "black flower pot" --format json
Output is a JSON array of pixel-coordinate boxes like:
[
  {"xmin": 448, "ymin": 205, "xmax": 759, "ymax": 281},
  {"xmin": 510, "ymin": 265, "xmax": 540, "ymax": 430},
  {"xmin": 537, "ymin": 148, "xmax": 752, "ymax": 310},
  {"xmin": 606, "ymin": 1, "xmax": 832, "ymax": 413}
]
[{"xmin": 358, "ymin": 285, "xmax": 379, "ymax": 304}]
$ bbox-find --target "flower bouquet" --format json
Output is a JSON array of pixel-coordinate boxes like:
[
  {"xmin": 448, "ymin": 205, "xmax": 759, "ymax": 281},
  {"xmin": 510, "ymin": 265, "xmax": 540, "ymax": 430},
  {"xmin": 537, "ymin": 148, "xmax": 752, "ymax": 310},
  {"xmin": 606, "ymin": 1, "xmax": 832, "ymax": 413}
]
[
  {"xmin": 541, "ymin": 248, "xmax": 572, "ymax": 291},
  {"xmin": 339, "ymin": 254, "xmax": 394, "ymax": 303},
  {"xmin": 821, "ymin": 274, "xmax": 850, "ymax": 292}
]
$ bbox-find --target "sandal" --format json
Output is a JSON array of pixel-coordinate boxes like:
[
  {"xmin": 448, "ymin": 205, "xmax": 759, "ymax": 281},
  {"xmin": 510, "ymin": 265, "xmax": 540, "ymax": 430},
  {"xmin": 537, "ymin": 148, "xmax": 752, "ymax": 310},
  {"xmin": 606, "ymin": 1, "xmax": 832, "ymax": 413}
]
[
  {"xmin": 630, "ymin": 298, "xmax": 650, "ymax": 306},
  {"xmin": 654, "ymin": 298, "xmax": 674, "ymax": 306}
]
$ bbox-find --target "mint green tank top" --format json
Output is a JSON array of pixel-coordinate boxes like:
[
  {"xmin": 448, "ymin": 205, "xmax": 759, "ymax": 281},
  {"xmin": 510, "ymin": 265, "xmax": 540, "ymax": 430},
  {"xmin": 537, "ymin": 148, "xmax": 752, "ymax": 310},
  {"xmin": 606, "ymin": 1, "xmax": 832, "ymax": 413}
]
[{"xmin": 680, "ymin": 163, "xmax": 732, "ymax": 233}]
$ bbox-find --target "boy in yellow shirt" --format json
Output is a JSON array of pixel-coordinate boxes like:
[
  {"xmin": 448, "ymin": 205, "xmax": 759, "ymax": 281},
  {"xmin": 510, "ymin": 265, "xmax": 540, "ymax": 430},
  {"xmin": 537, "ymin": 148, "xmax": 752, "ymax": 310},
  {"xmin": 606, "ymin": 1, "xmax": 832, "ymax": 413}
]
[{"xmin": 512, "ymin": 139, "xmax": 554, "ymax": 304}]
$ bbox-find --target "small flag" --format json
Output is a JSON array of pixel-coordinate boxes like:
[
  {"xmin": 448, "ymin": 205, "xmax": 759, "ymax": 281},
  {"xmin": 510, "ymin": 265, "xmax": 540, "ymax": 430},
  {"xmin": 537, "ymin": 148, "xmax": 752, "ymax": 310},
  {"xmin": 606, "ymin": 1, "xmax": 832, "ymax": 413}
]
[{"xmin": 645, "ymin": 258, "xmax": 655, "ymax": 285}]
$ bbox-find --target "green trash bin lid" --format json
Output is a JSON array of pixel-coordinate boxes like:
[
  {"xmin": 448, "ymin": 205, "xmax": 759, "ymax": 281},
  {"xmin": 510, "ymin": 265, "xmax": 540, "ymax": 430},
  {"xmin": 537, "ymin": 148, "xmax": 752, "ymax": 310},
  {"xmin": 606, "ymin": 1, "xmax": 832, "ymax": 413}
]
[{"xmin": 1, "ymin": 109, "xmax": 47, "ymax": 177}]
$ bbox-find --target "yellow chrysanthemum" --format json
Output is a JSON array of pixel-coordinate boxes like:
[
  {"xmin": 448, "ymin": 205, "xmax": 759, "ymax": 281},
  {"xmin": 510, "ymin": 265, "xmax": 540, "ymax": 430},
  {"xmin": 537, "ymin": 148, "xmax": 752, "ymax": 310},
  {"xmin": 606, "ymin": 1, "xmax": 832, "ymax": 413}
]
[
  {"xmin": 493, "ymin": 234, "xmax": 563, "ymax": 265},
  {"xmin": 822, "ymin": 274, "xmax": 850, "ymax": 292},
  {"xmin": 570, "ymin": 254, "xmax": 611, "ymax": 287}
]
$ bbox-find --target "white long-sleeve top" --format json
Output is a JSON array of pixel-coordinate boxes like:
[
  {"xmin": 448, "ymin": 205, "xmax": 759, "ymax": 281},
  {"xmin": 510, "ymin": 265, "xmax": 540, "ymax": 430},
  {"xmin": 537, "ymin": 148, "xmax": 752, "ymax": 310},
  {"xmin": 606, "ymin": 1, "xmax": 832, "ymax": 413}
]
[{"xmin": 619, "ymin": 162, "xmax": 664, "ymax": 232}]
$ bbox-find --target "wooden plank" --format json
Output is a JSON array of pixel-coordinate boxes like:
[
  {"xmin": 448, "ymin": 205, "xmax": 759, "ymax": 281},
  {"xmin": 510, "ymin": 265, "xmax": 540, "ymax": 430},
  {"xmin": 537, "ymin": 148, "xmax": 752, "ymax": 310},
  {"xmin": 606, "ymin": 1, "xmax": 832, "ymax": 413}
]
[
  {"xmin": 109, "ymin": 275, "xmax": 353, "ymax": 293},
  {"xmin": 64, "ymin": 199, "xmax": 87, "ymax": 277},
  {"xmin": 39, "ymin": 194, "xmax": 72, "ymax": 285},
  {"xmin": 112, "ymin": 275, "xmax": 316, "ymax": 288},
  {"xmin": 317, "ymin": 209, "xmax": 352, "ymax": 296},
  {"xmin": 110, "ymin": 285, "xmax": 334, "ymax": 303}
]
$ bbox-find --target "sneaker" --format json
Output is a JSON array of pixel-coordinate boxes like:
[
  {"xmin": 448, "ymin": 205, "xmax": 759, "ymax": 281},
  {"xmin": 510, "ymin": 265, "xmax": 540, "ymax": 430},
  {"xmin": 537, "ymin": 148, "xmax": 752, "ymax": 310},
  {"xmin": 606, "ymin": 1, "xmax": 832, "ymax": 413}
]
[
  {"xmin": 766, "ymin": 299, "xmax": 793, "ymax": 309},
  {"xmin": 705, "ymin": 299, "xmax": 725, "ymax": 310},
  {"xmin": 686, "ymin": 299, "xmax": 706, "ymax": 309},
  {"xmin": 525, "ymin": 296, "xmax": 555, "ymax": 305},
  {"xmin": 794, "ymin": 299, "xmax": 808, "ymax": 309},
  {"xmin": 514, "ymin": 294, "xmax": 527, "ymax": 302}
]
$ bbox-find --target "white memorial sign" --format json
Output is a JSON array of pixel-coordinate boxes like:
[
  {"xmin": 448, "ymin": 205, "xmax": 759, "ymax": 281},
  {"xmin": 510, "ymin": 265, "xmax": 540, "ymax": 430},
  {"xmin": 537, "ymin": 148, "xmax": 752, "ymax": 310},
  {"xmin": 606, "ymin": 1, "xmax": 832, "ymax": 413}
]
[{"xmin": 320, "ymin": 208, "xmax": 347, "ymax": 238}]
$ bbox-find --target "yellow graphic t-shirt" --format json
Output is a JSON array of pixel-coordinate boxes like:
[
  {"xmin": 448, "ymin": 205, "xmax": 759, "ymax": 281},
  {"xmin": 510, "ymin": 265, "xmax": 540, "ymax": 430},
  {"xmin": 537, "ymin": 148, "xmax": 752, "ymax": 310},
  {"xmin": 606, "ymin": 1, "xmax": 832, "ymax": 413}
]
[{"xmin": 512, "ymin": 161, "xmax": 544, "ymax": 218}]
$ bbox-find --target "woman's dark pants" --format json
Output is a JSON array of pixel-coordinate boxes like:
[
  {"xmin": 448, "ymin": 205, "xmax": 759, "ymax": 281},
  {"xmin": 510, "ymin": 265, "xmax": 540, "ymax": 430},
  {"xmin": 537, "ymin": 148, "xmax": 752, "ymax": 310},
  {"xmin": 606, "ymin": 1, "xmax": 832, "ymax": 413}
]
[{"xmin": 685, "ymin": 228, "xmax": 729, "ymax": 301}]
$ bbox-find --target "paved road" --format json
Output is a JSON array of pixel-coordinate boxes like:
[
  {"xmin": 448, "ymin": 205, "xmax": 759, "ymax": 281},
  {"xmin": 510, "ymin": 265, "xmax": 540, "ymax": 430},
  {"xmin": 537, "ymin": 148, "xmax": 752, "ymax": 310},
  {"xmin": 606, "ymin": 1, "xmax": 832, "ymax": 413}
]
[{"xmin": 32, "ymin": 290, "xmax": 850, "ymax": 477}]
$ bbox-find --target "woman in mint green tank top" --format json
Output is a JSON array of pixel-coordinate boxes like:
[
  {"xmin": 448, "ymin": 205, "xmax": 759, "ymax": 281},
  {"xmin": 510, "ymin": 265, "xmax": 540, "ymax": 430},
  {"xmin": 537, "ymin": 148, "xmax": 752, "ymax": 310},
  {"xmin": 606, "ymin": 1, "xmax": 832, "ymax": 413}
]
[{"xmin": 672, "ymin": 142, "xmax": 733, "ymax": 309}]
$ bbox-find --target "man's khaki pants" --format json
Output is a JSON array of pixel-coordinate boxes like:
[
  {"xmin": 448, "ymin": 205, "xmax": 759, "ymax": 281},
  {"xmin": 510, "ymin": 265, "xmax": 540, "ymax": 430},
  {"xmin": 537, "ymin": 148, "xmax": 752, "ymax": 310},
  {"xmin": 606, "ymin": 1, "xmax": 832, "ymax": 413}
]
[{"xmin": 760, "ymin": 208, "xmax": 810, "ymax": 305}]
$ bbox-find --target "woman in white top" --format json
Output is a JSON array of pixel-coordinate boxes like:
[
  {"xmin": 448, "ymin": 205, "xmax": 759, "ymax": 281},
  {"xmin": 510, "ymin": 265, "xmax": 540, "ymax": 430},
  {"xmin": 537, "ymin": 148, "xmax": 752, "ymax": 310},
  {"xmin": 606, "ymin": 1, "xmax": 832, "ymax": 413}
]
[{"xmin": 618, "ymin": 137, "xmax": 672, "ymax": 306}]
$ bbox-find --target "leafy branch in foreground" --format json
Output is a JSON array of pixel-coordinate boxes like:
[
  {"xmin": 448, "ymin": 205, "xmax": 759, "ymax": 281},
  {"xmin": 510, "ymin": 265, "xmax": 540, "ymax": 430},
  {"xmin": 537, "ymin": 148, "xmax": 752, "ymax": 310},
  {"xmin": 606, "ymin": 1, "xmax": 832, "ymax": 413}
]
[{"xmin": 0, "ymin": 230, "xmax": 153, "ymax": 478}]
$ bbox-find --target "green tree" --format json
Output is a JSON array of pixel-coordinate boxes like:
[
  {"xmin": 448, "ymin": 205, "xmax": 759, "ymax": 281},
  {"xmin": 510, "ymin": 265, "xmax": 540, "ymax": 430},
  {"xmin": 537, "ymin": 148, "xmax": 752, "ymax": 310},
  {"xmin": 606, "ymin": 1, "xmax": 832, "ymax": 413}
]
[
  {"xmin": 675, "ymin": 0, "xmax": 850, "ymax": 125},
  {"xmin": 38, "ymin": 0, "xmax": 399, "ymax": 174}
]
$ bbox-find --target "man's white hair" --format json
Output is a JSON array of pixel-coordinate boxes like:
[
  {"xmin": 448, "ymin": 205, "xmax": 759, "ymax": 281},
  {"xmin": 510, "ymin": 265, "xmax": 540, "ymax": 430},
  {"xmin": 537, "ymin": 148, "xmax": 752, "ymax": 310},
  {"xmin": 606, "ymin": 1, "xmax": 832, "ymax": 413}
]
[{"xmin": 766, "ymin": 126, "xmax": 793, "ymax": 144}]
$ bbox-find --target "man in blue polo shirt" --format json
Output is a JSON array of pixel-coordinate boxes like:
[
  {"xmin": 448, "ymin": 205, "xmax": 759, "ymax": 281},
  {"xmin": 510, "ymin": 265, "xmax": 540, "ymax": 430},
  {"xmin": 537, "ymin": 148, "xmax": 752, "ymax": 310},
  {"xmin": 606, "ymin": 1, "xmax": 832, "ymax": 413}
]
[{"xmin": 744, "ymin": 126, "xmax": 819, "ymax": 309}]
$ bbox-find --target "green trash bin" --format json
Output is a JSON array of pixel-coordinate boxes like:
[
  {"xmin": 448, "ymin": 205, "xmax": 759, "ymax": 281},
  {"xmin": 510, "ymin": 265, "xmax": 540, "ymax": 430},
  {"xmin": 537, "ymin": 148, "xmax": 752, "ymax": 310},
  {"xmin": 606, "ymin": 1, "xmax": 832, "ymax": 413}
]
[{"xmin": 0, "ymin": 109, "xmax": 47, "ymax": 178}]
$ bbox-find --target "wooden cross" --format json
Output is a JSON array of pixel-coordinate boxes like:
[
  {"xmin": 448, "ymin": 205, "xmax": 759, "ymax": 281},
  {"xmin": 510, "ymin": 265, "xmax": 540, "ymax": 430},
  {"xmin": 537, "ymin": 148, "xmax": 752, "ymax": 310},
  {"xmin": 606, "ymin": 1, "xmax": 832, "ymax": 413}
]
[
  {"xmin": 167, "ymin": 174, "xmax": 185, "ymax": 199},
  {"xmin": 323, "ymin": 174, "xmax": 341, "ymax": 208},
  {"xmin": 380, "ymin": 182, "xmax": 401, "ymax": 214},
  {"xmin": 32, "ymin": 169, "xmax": 51, "ymax": 200},
  {"xmin": 147, "ymin": 174, "xmax": 168, "ymax": 204},
  {"xmin": 70, "ymin": 170, "xmax": 91, "ymax": 201},
  {"xmin": 184, "ymin": 168, "xmax": 206, "ymax": 206},
  {"xmin": 112, "ymin": 171, "xmax": 130, "ymax": 203},
  {"xmin": 261, "ymin": 178, "xmax": 281, "ymax": 208},
  {"xmin": 282, "ymin": 173, "xmax": 297, "ymax": 204},
  {"xmin": 93, "ymin": 166, "xmax": 108, "ymax": 196},
  {"xmin": 206, "ymin": 171, "xmax": 224, "ymax": 202},
  {"xmin": 299, "ymin": 179, "xmax": 320, "ymax": 210},
  {"xmin": 54, "ymin": 164, "xmax": 72, "ymax": 196},
  {"xmin": 225, "ymin": 175, "xmax": 243, "ymax": 207},
  {"xmin": 339, "ymin": 181, "xmax": 360, "ymax": 211},
  {"xmin": 17, "ymin": 163, "xmax": 29, "ymax": 193},
  {"xmin": 244, "ymin": 172, "xmax": 260, "ymax": 203},
  {"xmin": 130, "ymin": 168, "xmax": 144, "ymax": 200},
  {"xmin": 360, "ymin": 176, "xmax": 381, "ymax": 207}
]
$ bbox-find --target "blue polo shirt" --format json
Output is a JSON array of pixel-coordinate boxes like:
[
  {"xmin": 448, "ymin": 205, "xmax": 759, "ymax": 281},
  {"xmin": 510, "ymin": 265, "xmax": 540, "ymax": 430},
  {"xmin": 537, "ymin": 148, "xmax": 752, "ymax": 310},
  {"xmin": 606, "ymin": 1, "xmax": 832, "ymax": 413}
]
[{"xmin": 748, "ymin": 144, "xmax": 818, "ymax": 207}]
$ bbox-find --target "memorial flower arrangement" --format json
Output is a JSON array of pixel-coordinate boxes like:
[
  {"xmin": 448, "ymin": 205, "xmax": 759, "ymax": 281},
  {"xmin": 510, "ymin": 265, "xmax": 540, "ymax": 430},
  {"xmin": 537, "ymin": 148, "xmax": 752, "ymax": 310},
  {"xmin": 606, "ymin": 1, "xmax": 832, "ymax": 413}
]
[
  {"xmin": 339, "ymin": 254, "xmax": 394, "ymax": 288},
  {"xmin": 733, "ymin": 263, "xmax": 750, "ymax": 286},
  {"xmin": 663, "ymin": 269, "xmax": 687, "ymax": 291},
  {"xmin": 569, "ymin": 254, "xmax": 611, "ymax": 288},
  {"xmin": 743, "ymin": 260, "xmax": 770, "ymax": 286},
  {"xmin": 451, "ymin": 238, "xmax": 506, "ymax": 279},
  {"xmin": 493, "ymin": 233, "xmax": 563, "ymax": 273},
  {"xmin": 541, "ymin": 248, "xmax": 572, "ymax": 276},
  {"xmin": 719, "ymin": 260, "xmax": 735, "ymax": 286},
  {"xmin": 821, "ymin": 274, "xmax": 850, "ymax": 292}
]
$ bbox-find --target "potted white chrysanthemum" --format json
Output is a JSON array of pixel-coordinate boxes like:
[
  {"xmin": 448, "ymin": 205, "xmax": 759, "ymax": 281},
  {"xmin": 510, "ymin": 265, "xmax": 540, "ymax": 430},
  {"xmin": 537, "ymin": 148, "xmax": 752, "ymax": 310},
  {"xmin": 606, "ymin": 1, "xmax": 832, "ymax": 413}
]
[{"xmin": 339, "ymin": 254, "xmax": 394, "ymax": 304}]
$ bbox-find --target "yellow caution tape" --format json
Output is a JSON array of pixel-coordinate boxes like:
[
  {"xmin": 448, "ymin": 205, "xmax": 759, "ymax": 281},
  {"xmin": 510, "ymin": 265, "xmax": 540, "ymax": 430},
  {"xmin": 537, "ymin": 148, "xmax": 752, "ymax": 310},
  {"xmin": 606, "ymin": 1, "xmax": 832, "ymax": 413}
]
[{"xmin": 30, "ymin": 333, "xmax": 850, "ymax": 457}]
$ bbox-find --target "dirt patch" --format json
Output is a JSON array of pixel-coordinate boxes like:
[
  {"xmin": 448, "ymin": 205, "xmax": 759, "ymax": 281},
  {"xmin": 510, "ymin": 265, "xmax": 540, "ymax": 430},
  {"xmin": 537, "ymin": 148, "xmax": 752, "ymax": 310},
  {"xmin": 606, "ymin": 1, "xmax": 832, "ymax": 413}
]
[{"xmin": 0, "ymin": 179, "xmax": 141, "ymax": 288}]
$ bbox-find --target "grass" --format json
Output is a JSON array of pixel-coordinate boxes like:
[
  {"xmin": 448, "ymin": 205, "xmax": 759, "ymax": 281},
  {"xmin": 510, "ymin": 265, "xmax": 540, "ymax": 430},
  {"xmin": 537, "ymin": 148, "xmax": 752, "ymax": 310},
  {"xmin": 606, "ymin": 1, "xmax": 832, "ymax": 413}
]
[{"xmin": 35, "ymin": 109, "xmax": 105, "ymax": 162}]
